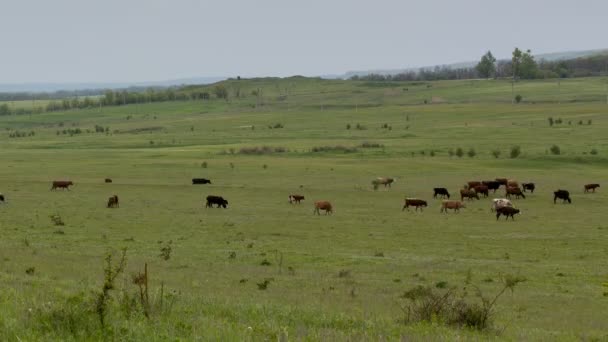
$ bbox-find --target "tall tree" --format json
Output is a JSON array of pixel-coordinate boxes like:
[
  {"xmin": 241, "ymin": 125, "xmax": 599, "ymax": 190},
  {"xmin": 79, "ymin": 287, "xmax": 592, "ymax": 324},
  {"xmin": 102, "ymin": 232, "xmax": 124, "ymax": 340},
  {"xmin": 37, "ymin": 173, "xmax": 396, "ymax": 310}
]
[
  {"xmin": 511, "ymin": 48, "xmax": 523, "ymax": 80},
  {"xmin": 476, "ymin": 51, "xmax": 497, "ymax": 78},
  {"xmin": 519, "ymin": 49, "xmax": 538, "ymax": 79}
]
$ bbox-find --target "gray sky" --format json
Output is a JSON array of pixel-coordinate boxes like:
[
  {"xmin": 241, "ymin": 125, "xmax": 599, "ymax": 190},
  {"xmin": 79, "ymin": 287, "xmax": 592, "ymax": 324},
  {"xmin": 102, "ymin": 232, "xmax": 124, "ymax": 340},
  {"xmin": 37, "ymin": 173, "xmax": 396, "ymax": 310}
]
[{"xmin": 1, "ymin": 0, "xmax": 606, "ymax": 83}]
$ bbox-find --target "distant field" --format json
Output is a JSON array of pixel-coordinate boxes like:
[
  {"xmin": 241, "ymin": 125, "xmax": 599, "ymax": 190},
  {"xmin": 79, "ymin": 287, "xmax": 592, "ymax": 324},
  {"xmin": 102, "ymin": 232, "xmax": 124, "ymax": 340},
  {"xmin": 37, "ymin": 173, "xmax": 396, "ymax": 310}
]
[{"xmin": 1, "ymin": 77, "xmax": 607, "ymax": 340}]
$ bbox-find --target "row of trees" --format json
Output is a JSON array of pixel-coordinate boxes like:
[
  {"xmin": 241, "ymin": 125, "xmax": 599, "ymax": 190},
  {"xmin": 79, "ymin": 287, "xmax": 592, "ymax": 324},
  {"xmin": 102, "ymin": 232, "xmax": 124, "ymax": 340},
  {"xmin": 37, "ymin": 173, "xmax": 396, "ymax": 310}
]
[{"xmin": 354, "ymin": 49, "xmax": 608, "ymax": 82}]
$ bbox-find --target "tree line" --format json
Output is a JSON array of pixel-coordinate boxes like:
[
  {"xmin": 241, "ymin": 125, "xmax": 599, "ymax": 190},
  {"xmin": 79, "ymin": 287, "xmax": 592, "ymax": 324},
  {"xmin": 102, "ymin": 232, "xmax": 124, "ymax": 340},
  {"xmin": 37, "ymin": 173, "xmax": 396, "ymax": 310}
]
[{"xmin": 352, "ymin": 49, "xmax": 608, "ymax": 82}]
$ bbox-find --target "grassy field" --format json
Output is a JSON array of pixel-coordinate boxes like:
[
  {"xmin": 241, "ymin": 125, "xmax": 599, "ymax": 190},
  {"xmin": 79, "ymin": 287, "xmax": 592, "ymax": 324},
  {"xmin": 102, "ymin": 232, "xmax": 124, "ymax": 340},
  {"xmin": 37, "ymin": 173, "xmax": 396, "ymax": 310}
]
[{"xmin": 1, "ymin": 77, "xmax": 608, "ymax": 340}]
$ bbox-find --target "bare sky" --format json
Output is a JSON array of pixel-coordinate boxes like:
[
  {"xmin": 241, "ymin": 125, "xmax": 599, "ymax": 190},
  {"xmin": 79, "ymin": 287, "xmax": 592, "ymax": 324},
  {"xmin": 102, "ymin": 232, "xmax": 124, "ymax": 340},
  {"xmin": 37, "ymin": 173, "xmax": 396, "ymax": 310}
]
[{"xmin": 1, "ymin": 0, "xmax": 606, "ymax": 83}]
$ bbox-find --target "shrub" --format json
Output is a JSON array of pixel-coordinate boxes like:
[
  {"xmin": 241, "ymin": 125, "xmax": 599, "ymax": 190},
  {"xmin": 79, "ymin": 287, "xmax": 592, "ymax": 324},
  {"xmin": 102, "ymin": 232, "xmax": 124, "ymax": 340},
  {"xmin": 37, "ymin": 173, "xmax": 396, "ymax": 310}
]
[
  {"xmin": 455, "ymin": 148, "xmax": 464, "ymax": 158},
  {"xmin": 201, "ymin": 161, "xmax": 208, "ymax": 168},
  {"xmin": 514, "ymin": 94, "xmax": 522, "ymax": 103},
  {"xmin": 588, "ymin": 119, "xmax": 592, "ymax": 125},
  {"xmin": 355, "ymin": 123, "xmax": 367, "ymax": 130},
  {"xmin": 491, "ymin": 150, "xmax": 501, "ymax": 158},
  {"xmin": 238, "ymin": 146, "xmax": 287, "ymax": 155},
  {"xmin": 548, "ymin": 117, "xmax": 554, "ymax": 126},
  {"xmin": 430, "ymin": 150, "xmax": 436, "ymax": 157},
  {"xmin": 590, "ymin": 148, "xmax": 598, "ymax": 155},
  {"xmin": 549, "ymin": 144, "xmax": 561, "ymax": 155},
  {"xmin": 510, "ymin": 146, "xmax": 521, "ymax": 159},
  {"xmin": 346, "ymin": 123, "xmax": 351, "ymax": 130},
  {"xmin": 358, "ymin": 141, "xmax": 384, "ymax": 148},
  {"xmin": 311, "ymin": 145, "xmax": 358, "ymax": 153},
  {"xmin": 578, "ymin": 120, "xmax": 583, "ymax": 125},
  {"xmin": 467, "ymin": 148, "xmax": 476, "ymax": 158},
  {"xmin": 158, "ymin": 240, "xmax": 172, "ymax": 261}
]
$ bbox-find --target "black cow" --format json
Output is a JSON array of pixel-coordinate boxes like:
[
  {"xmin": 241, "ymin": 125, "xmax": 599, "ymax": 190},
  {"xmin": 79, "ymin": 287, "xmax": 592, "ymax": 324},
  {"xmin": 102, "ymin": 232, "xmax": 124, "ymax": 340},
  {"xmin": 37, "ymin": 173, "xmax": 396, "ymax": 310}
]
[
  {"xmin": 193, "ymin": 178, "xmax": 212, "ymax": 185},
  {"xmin": 482, "ymin": 181, "xmax": 501, "ymax": 193},
  {"xmin": 0, "ymin": 193, "xmax": 4, "ymax": 202},
  {"xmin": 554, "ymin": 190, "xmax": 571, "ymax": 204},
  {"xmin": 433, "ymin": 188, "xmax": 450, "ymax": 199},
  {"xmin": 206, "ymin": 195, "xmax": 228, "ymax": 208},
  {"xmin": 496, "ymin": 206, "xmax": 520, "ymax": 220},
  {"xmin": 522, "ymin": 183, "xmax": 535, "ymax": 193}
]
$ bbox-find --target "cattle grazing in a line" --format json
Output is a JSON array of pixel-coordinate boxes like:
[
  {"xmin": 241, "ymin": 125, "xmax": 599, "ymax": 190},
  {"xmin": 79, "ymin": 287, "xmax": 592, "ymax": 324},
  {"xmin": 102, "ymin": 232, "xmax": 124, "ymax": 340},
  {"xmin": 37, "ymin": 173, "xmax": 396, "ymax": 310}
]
[
  {"xmin": 460, "ymin": 189, "xmax": 479, "ymax": 201},
  {"xmin": 441, "ymin": 200, "xmax": 466, "ymax": 213},
  {"xmin": 554, "ymin": 190, "xmax": 571, "ymax": 204},
  {"xmin": 105, "ymin": 178, "xmax": 112, "ymax": 183},
  {"xmin": 482, "ymin": 181, "xmax": 501, "ymax": 193},
  {"xmin": 51, "ymin": 181, "xmax": 73, "ymax": 191},
  {"xmin": 206, "ymin": 195, "xmax": 228, "ymax": 208},
  {"xmin": 289, "ymin": 195, "xmax": 305, "ymax": 204},
  {"xmin": 433, "ymin": 188, "xmax": 450, "ymax": 199},
  {"xmin": 467, "ymin": 181, "xmax": 482, "ymax": 189},
  {"xmin": 402, "ymin": 198, "xmax": 428, "ymax": 211},
  {"xmin": 372, "ymin": 177, "xmax": 395, "ymax": 189},
  {"xmin": 522, "ymin": 183, "xmax": 535, "ymax": 193},
  {"xmin": 584, "ymin": 184, "xmax": 600, "ymax": 193},
  {"xmin": 506, "ymin": 187, "xmax": 526, "ymax": 199},
  {"xmin": 496, "ymin": 206, "xmax": 520, "ymax": 220},
  {"xmin": 192, "ymin": 178, "xmax": 212, "ymax": 185},
  {"xmin": 491, "ymin": 198, "xmax": 513, "ymax": 212},
  {"xmin": 107, "ymin": 195, "xmax": 119, "ymax": 208},
  {"xmin": 474, "ymin": 185, "xmax": 489, "ymax": 198},
  {"xmin": 314, "ymin": 201, "xmax": 333, "ymax": 215}
]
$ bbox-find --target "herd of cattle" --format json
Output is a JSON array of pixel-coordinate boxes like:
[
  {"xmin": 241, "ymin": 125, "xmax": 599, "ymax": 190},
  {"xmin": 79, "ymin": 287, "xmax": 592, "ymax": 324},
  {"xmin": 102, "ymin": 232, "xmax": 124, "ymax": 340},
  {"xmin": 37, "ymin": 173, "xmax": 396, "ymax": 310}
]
[{"xmin": 0, "ymin": 178, "xmax": 601, "ymax": 221}]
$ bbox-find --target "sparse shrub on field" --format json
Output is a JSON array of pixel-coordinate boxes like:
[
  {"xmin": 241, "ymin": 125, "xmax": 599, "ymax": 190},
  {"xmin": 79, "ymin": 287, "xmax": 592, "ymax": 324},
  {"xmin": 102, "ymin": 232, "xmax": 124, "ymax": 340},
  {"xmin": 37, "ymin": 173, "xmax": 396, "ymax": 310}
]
[
  {"xmin": 26, "ymin": 267, "xmax": 36, "ymax": 275},
  {"xmin": 515, "ymin": 94, "xmax": 522, "ymax": 103},
  {"xmin": 257, "ymin": 279, "xmax": 272, "ymax": 290},
  {"xmin": 228, "ymin": 251, "xmax": 236, "ymax": 259},
  {"xmin": 338, "ymin": 269, "xmax": 351, "ymax": 278},
  {"xmin": 548, "ymin": 117, "xmax": 554, "ymax": 126},
  {"xmin": 201, "ymin": 161, "xmax": 208, "ymax": 168},
  {"xmin": 268, "ymin": 123, "xmax": 284, "ymax": 129},
  {"xmin": 229, "ymin": 162, "xmax": 234, "ymax": 169},
  {"xmin": 346, "ymin": 123, "xmax": 351, "ymax": 130},
  {"xmin": 448, "ymin": 149, "xmax": 454, "ymax": 157},
  {"xmin": 430, "ymin": 150, "xmax": 436, "ymax": 157},
  {"xmin": 590, "ymin": 148, "xmax": 598, "ymax": 155},
  {"xmin": 588, "ymin": 119, "xmax": 592, "ymax": 125},
  {"xmin": 455, "ymin": 148, "xmax": 464, "ymax": 158},
  {"xmin": 238, "ymin": 146, "xmax": 287, "ymax": 155},
  {"xmin": 510, "ymin": 145, "xmax": 521, "ymax": 159},
  {"xmin": 375, "ymin": 252, "xmax": 385, "ymax": 257},
  {"xmin": 491, "ymin": 149, "xmax": 501, "ymax": 158},
  {"xmin": 131, "ymin": 263, "xmax": 151, "ymax": 318},
  {"xmin": 419, "ymin": 150, "xmax": 425, "ymax": 156},
  {"xmin": 358, "ymin": 141, "xmax": 384, "ymax": 148},
  {"xmin": 158, "ymin": 240, "xmax": 172, "ymax": 261},
  {"xmin": 355, "ymin": 123, "xmax": 367, "ymax": 130},
  {"xmin": 149, "ymin": 140, "xmax": 154, "ymax": 145},
  {"xmin": 555, "ymin": 118, "xmax": 563, "ymax": 124},
  {"xmin": 398, "ymin": 272, "xmax": 525, "ymax": 331},
  {"xmin": 260, "ymin": 259, "xmax": 271, "ymax": 266},
  {"xmin": 467, "ymin": 148, "xmax": 476, "ymax": 158},
  {"xmin": 568, "ymin": 120, "xmax": 571, "ymax": 125},
  {"xmin": 50, "ymin": 214, "xmax": 65, "ymax": 226},
  {"xmin": 550, "ymin": 145, "xmax": 561, "ymax": 155},
  {"xmin": 311, "ymin": 145, "xmax": 358, "ymax": 153},
  {"xmin": 578, "ymin": 120, "xmax": 583, "ymax": 125},
  {"xmin": 95, "ymin": 248, "xmax": 127, "ymax": 328},
  {"xmin": 262, "ymin": 164, "xmax": 267, "ymax": 169}
]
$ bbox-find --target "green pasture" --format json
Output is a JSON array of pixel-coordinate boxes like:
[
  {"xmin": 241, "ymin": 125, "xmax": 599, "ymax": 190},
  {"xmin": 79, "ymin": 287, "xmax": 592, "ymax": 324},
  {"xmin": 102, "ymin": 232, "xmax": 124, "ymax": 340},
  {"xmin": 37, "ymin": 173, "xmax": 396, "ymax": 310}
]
[{"xmin": 0, "ymin": 77, "xmax": 607, "ymax": 340}]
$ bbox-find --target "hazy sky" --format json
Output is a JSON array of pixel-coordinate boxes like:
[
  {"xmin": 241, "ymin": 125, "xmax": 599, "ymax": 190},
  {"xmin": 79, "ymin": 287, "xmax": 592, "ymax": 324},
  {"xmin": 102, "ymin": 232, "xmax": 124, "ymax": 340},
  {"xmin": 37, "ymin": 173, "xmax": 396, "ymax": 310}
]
[{"xmin": 1, "ymin": 0, "xmax": 607, "ymax": 83}]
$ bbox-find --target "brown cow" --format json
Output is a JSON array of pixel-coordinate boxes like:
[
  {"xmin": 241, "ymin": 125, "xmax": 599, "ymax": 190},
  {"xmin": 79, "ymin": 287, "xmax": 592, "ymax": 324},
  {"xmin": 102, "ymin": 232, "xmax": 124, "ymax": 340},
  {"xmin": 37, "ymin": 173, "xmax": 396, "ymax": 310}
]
[
  {"xmin": 441, "ymin": 200, "xmax": 466, "ymax": 213},
  {"xmin": 505, "ymin": 187, "xmax": 526, "ymax": 199},
  {"xmin": 402, "ymin": 198, "xmax": 428, "ymax": 212},
  {"xmin": 314, "ymin": 201, "xmax": 333, "ymax": 215},
  {"xmin": 507, "ymin": 180, "xmax": 519, "ymax": 188},
  {"xmin": 460, "ymin": 189, "xmax": 479, "ymax": 201},
  {"xmin": 289, "ymin": 195, "xmax": 305, "ymax": 204},
  {"xmin": 584, "ymin": 184, "xmax": 600, "ymax": 193},
  {"xmin": 496, "ymin": 206, "xmax": 520, "ymax": 220},
  {"xmin": 107, "ymin": 195, "xmax": 119, "ymax": 208},
  {"xmin": 372, "ymin": 177, "xmax": 395, "ymax": 189},
  {"xmin": 474, "ymin": 185, "xmax": 489, "ymax": 198},
  {"xmin": 495, "ymin": 178, "xmax": 508, "ymax": 186},
  {"xmin": 51, "ymin": 181, "xmax": 73, "ymax": 191},
  {"xmin": 467, "ymin": 181, "xmax": 482, "ymax": 189}
]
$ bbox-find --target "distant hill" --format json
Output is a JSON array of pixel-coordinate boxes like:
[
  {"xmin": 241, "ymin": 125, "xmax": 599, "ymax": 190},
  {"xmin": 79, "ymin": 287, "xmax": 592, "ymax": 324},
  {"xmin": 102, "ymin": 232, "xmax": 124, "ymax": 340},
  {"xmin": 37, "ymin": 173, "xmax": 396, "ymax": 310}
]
[
  {"xmin": 0, "ymin": 76, "xmax": 226, "ymax": 93},
  {"xmin": 333, "ymin": 48, "xmax": 608, "ymax": 79}
]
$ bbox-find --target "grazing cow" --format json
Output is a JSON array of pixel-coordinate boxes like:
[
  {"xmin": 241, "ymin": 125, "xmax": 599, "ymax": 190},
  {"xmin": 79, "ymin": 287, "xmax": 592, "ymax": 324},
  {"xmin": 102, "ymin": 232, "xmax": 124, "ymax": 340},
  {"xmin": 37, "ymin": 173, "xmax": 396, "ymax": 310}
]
[
  {"xmin": 51, "ymin": 181, "xmax": 73, "ymax": 191},
  {"xmin": 496, "ymin": 206, "xmax": 520, "ymax": 220},
  {"xmin": 192, "ymin": 178, "xmax": 212, "ymax": 185},
  {"xmin": 433, "ymin": 188, "xmax": 450, "ymax": 199},
  {"xmin": 584, "ymin": 184, "xmax": 600, "ymax": 193},
  {"xmin": 206, "ymin": 195, "xmax": 228, "ymax": 208},
  {"xmin": 314, "ymin": 201, "xmax": 333, "ymax": 215},
  {"xmin": 441, "ymin": 200, "xmax": 466, "ymax": 213},
  {"xmin": 507, "ymin": 180, "xmax": 519, "ymax": 188},
  {"xmin": 372, "ymin": 177, "xmax": 395, "ymax": 189},
  {"xmin": 495, "ymin": 178, "xmax": 508, "ymax": 186},
  {"xmin": 289, "ymin": 194, "xmax": 305, "ymax": 204},
  {"xmin": 482, "ymin": 181, "xmax": 501, "ymax": 193},
  {"xmin": 474, "ymin": 185, "xmax": 489, "ymax": 198},
  {"xmin": 460, "ymin": 189, "xmax": 479, "ymax": 201},
  {"xmin": 105, "ymin": 178, "xmax": 112, "ymax": 183},
  {"xmin": 402, "ymin": 198, "xmax": 428, "ymax": 211},
  {"xmin": 522, "ymin": 183, "xmax": 535, "ymax": 193},
  {"xmin": 107, "ymin": 195, "xmax": 119, "ymax": 208},
  {"xmin": 467, "ymin": 181, "xmax": 482, "ymax": 189},
  {"xmin": 506, "ymin": 187, "xmax": 526, "ymax": 199},
  {"xmin": 554, "ymin": 190, "xmax": 571, "ymax": 204},
  {"xmin": 491, "ymin": 198, "xmax": 513, "ymax": 212}
]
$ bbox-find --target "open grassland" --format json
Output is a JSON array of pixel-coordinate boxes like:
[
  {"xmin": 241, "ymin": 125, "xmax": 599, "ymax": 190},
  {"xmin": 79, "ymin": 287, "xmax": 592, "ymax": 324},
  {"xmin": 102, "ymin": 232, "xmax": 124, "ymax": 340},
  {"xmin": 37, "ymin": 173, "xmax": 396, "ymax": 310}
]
[{"xmin": 1, "ymin": 77, "xmax": 608, "ymax": 340}]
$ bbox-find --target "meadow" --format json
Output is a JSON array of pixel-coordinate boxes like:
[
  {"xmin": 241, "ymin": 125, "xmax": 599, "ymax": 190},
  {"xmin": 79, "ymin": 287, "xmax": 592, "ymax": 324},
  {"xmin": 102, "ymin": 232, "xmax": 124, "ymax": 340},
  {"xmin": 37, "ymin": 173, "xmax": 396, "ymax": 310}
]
[{"xmin": 0, "ymin": 77, "xmax": 607, "ymax": 340}]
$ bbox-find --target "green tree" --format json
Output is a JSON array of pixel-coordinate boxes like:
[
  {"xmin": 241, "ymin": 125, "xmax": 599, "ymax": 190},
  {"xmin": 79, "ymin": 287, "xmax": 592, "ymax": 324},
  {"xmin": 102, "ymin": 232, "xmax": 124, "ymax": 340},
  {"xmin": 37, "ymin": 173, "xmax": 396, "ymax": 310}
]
[
  {"xmin": 519, "ymin": 50, "xmax": 538, "ymax": 79},
  {"xmin": 214, "ymin": 85, "xmax": 228, "ymax": 100},
  {"xmin": 511, "ymin": 48, "xmax": 523, "ymax": 80},
  {"xmin": 476, "ymin": 51, "xmax": 496, "ymax": 78}
]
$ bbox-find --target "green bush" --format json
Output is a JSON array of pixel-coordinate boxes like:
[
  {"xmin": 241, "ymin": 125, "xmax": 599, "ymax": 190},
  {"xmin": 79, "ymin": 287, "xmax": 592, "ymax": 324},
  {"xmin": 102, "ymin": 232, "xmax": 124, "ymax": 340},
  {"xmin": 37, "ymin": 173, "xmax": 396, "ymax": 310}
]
[
  {"xmin": 549, "ymin": 145, "xmax": 561, "ymax": 155},
  {"xmin": 510, "ymin": 146, "xmax": 521, "ymax": 159}
]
